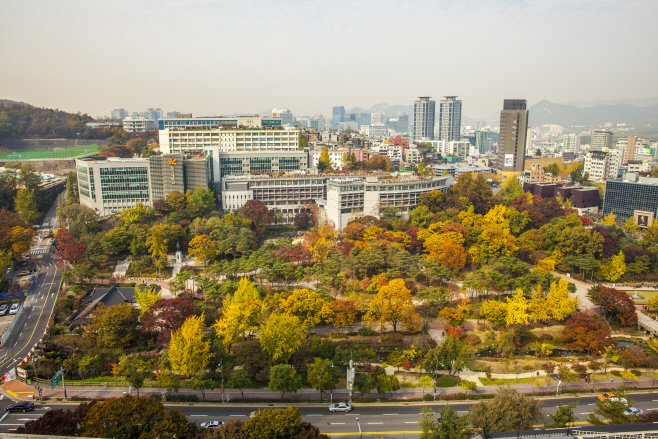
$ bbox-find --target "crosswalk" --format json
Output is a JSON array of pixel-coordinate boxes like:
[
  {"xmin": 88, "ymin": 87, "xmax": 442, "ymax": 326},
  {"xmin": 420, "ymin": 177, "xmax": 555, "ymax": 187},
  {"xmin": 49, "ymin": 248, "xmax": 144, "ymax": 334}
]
[{"xmin": 30, "ymin": 250, "xmax": 49, "ymax": 255}]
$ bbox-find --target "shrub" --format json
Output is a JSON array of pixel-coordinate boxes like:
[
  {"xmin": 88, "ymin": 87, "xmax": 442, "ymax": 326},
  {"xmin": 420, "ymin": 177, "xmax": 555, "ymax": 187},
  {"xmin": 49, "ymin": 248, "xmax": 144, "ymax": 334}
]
[
  {"xmin": 359, "ymin": 327, "xmax": 379, "ymax": 337},
  {"xmin": 381, "ymin": 333, "xmax": 403, "ymax": 343},
  {"xmin": 435, "ymin": 375, "xmax": 460, "ymax": 387},
  {"xmin": 166, "ymin": 394, "xmax": 199, "ymax": 402},
  {"xmin": 73, "ymin": 328, "xmax": 84, "ymax": 335},
  {"xmin": 423, "ymin": 394, "xmax": 434, "ymax": 401},
  {"xmin": 463, "ymin": 334, "xmax": 481, "ymax": 346},
  {"xmin": 540, "ymin": 334, "xmax": 553, "ymax": 341},
  {"xmin": 401, "ymin": 382, "xmax": 415, "ymax": 388},
  {"xmin": 611, "ymin": 370, "xmax": 622, "ymax": 377},
  {"xmin": 571, "ymin": 363, "xmax": 587, "ymax": 376}
]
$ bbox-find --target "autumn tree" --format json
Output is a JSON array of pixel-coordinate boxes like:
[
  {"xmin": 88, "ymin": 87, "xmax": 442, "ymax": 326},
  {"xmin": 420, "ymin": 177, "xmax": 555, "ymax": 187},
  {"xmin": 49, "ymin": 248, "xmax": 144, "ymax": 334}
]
[
  {"xmin": 146, "ymin": 223, "xmax": 183, "ymax": 259},
  {"xmin": 14, "ymin": 188, "xmax": 39, "ymax": 223},
  {"xmin": 135, "ymin": 285, "xmax": 161, "ymax": 316},
  {"xmin": 365, "ymin": 278, "xmax": 420, "ymax": 332},
  {"xmin": 561, "ymin": 314, "xmax": 613, "ymax": 354},
  {"xmin": 304, "ymin": 226, "xmax": 338, "ymax": 262},
  {"xmin": 188, "ymin": 234, "xmax": 217, "ymax": 265},
  {"xmin": 16, "ymin": 401, "xmax": 95, "ymax": 435},
  {"xmin": 242, "ymin": 199, "xmax": 275, "ymax": 234},
  {"xmin": 599, "ymin": 251, "xmax": 626, "ymax": 282},
  {"xmin": 278, "ymin": 288, "xmax": 331, "ymax": 327},
  {"xmin": 505, "ymin": 290, "xmax": 530, "ymax": 325},
  {"xmin": 54, "ymin": 228, "xmax": 86, "ymax": 264},
  {"xmin": 587, "ymin": 284, "xmax": 638, "ymax": 326},
  {"xmin": 481, "ymin": 300, "xmax": 507, "ymax": 326},
  {"xmin": 213, "ymin": 277, "xmax": 263, "ymax": 350},
  {"xmin": 141, "ymin": 296, "xmax": 195, "ymax": 343},
  {"xmin": 88, "ymin": 303, "xmax": 139, "ymax": 348},
  {"xmin": 438, "ymin": 307, "xmax": 465, "ymax": 326},
  {"xmin": 169, "ymin": 314, "xmax": 211, "ymax": 376},
  {"xmin": 327, "ymin": 299, "xmax": 358, "ymax": 327},
  {"xmin": 227, "ymin": 369, "xmax": 250, "ymax": 400},
  {"xmin": 317, "ymin": 146, "xmax": 332, "ymax": 170},
  {"xmin": 260, "ymin": 313, "xmax": 307, "ymax": 364}
]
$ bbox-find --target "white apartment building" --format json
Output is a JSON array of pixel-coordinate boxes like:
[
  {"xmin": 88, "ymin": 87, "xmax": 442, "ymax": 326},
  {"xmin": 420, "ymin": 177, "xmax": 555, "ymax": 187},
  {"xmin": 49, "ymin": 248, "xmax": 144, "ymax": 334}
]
[
  {"xmin": 324, "ymin": 174, "xmax": 452, "ymax": 230},
  {"xmin": 627, "ymin": 161, "xmax": 654, "ymax": 173},
  {"xmin": 563, "ymin": 133, "xmax": 580, "ymax": 153},
  {"xmin": 448, "ymin": 140, "xmax": 472, "ymax": 160},
  {"xmin": 372, "ymin": 143, "xmax": 403, "ymax": 162},
  {"xmin": 584, "ymin": 150, "xmax": 618, "ymax": 182},
  {"xmin": 312, "ymin": 148, "xmax": 347, "ymax": 169},
  {"xmin": 123, "ymin": 117, "xmax": 156, "ymax": 132},
  {"xmin": 360, "ymin": 123, "xmax": 389, "ymax": 139},
  {"xmin": 159, "ymin": 128, "xmax": 299, "ymax": 154}
]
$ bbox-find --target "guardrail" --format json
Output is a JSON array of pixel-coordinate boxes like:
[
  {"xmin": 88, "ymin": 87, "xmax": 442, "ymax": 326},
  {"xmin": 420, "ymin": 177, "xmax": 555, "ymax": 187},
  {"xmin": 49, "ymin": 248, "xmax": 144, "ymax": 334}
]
[{"xmin": 0, "ymin": 304, "xmax": 24, "ymax": 348}]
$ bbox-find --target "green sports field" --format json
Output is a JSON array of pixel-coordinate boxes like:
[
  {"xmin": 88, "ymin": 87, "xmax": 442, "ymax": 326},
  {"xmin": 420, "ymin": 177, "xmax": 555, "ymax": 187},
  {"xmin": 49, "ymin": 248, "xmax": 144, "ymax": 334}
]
[{"xmin": 0, "ymin": 144, "xmax": 99, "ymax": 160}]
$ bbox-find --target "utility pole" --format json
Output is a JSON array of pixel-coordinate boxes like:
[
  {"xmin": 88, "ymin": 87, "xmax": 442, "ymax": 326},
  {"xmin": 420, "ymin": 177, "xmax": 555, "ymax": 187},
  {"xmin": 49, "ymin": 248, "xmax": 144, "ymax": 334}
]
[
  {"xmin": 347, "ymin": 359, "xmax": 355, "ymax": 403},
  {"xmin": 61, "ymin": 367, "xmax": 68, "ymax": 400}
]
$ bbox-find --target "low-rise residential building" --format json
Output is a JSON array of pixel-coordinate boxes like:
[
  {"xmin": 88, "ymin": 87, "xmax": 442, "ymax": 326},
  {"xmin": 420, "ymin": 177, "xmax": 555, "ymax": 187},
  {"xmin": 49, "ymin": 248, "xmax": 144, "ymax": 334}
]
[
  {"xmin": 123, "ymin": 117, "xmax": 156, "ymax": 132},
  {"xmin": 312, "ymin": 147, "xmax": 348, "ymax": 169},
  {"xmin": 584, "ymin": 151, "xmax": 617, "ymax": 182},
  {"xmin": 404, "ymin": 147, "xmax": 421, "ymax": 163}
]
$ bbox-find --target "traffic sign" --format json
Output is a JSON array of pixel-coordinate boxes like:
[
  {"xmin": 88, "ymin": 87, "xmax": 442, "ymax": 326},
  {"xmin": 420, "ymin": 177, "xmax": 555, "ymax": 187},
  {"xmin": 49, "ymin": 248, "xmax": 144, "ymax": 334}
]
[{"xmin": 50, "ymin": 370, "xmax": 62, "ymax": 390}]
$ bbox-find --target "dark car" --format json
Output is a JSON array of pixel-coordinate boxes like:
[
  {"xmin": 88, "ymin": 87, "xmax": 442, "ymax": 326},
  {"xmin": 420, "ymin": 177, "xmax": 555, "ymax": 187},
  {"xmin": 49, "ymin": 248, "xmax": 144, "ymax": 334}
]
[{"xmin": 5, "ymin": 401, "xmax": 34, "ymax": 412}]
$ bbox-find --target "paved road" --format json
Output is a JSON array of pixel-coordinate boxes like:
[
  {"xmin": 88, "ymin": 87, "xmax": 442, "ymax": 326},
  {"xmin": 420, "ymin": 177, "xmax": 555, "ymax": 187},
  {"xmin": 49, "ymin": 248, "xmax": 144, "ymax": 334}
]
[
  {"xmin": 0, "ymin": 194, "xmax": 63, "ymax": 376},
  {"xmin": 2, "ymin": 392, "xmax": 658, "ymax": 437}
]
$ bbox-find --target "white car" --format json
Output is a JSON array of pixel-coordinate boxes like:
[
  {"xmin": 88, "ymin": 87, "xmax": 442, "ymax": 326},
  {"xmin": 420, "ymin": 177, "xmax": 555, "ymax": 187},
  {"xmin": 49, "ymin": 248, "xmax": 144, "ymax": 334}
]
[
  {"xmin": 624, "ymin": 407, "xmax": 643, "ymax": 416},
  {"xmin": 610, "ymin": 397, "xmax": 628, "ymax": 405},
  {"xmin": 329, "ymin": 403, "xmax": 352, "ymax": 412},
  {"xmin": 200, "ymin": 421, "xmax": 223, "ymax": 428},
  {"xmin": 9, "ymin": 304, "xmax": 19, "ymax": 315}
]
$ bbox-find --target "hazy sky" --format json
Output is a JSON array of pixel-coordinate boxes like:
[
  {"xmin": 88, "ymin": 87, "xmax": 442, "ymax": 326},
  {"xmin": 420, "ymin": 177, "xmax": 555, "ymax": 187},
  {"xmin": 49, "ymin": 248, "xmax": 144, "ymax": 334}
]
[{"xmin": 2, "ymin": 0, "xmax": 657, "ymax": 119}]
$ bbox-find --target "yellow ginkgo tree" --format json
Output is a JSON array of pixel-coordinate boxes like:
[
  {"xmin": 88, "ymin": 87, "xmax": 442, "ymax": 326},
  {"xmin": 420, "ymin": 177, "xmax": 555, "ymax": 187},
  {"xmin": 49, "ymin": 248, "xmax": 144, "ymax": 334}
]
[{"xmin": 169, "ymin": 314, "xmax": 211, "ymax": 376}]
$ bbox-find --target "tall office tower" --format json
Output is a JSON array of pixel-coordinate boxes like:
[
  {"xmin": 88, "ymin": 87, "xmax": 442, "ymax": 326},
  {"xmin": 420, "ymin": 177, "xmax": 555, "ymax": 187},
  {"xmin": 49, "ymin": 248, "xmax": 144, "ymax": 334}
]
[
  {"xmin": 625, "ymin": 135, "xmax": 638, "ymax": 164},
  {"xmin": 331, "ymin": 106, "xmax": 345, "ymax": 127},
  {"xmin": 272, "ymin": 108, "xmax": 293, "ymax": 124},
  {"xmin": 413, "ymin": 97, "xmax": 436, "ymax": 140},
  {"xmin": 146, "ymin": 108, "xmax": 162, "ymax": 123},
  {"xmin": 438, "ymin": 96, "xmax": 462, "ymax": 141},
  {"xmin": 397, "ymin": 112, "xmax": 409, "ymax": 134},
  {"xmin": 475, "ymin": 131, "xmax": 488, "ymax": 154},
  {"xmin": 476, "ymin": 120, "xmax": 486, "ymax": 131},
  {"xmin": 371, "ymin": 113, "xmax": 384, "ymax": 125},
  {"xmin": 563, "ymin": 133, "xmax": 581, "ymax": 153},
  {"xmin": 591, "ymin": 129, "xmax": 613, "ymax": 152},
  {"xmin": 358, "ymin": 113, "xmax": 371, "ymax": 127},
  {"xmin": 111, "ymin": 109, "xmax": 126, "ymax": 121},
  {"xmin": 496, "ymin": 99, "xmax": 529, "ymax": 173}
]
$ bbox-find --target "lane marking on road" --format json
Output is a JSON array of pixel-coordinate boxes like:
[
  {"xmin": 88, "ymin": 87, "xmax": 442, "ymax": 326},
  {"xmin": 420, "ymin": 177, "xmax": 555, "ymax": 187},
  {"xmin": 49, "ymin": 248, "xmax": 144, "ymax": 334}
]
[
  {"xmin": 5, "ymin": 391, "xmax": 17, "ymax": 397},
  {"xmin": 0, "ymin": 413, "xmax": 7, "ymax": 423},
  {"xmin": 405, "ymin": 421, "xmax": 418, "ymax": 424},
  {"xmin": 367, "ymin": 422, "xmax": 384, "ymax": 424},
  {"xmin": 230, "ymin": 415, "xmax": 246, "ymax": 417},
  {"xmin": 330, "ymin": 423, "xmax": 345, "ymax": 425},
  {"xmin": 190, "ymin": 415, "xmax": 208, "ymax": 417},
  {"xmin": 307, "ymin": 414, "xmax": 323, "ymax": 416},
  {"xmin": 0, "ymin": 267, "xmax": 60, "ymax": 371},
  {"xmin": 382, "ymin": 413, "xmax": 398, "ymax": 416}
]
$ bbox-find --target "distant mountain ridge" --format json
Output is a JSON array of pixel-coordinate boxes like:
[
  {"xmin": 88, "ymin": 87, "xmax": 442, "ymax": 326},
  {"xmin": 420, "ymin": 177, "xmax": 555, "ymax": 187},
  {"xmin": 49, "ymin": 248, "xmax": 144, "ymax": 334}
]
[{"xmin": 528, "ymin": 100, "xmax": 658, "ymax": 127}]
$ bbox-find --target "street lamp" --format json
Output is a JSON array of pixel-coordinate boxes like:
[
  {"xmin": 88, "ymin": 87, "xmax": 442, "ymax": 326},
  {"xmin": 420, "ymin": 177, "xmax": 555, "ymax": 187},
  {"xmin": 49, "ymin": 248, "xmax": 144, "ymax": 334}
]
[{"xmin": 356, "ymin": 417, "xmax": 362, "ymax": 439}]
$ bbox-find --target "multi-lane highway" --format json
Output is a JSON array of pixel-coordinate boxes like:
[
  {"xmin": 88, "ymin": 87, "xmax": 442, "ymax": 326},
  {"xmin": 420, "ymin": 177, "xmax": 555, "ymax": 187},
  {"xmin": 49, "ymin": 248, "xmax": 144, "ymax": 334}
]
[
  {"xmin": 0, "ymin": 194, "xmax": 63, "ymax": 377},
  {"xmin": 2, "ymin": 392, "xmax": 658, "ymax": 437}
]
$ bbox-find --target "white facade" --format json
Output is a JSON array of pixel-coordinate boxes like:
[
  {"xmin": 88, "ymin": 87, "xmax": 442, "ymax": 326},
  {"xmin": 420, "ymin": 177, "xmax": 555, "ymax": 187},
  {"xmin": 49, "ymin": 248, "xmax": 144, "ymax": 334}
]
[
  {"xmin": 563, "ymin": 133, "xmax": 580, "ymax": 153},
  {"xmin": 159, "ymin": 128, "xmax": 299, "ymax": 154},
  {"xmin": 591, "ymin": 130, "xmax": 613, "ymax": 151},
  {"xmin": 312, "ymin": 149, "xmax": 347, "ymax": 169},
  {"xmin": 584, "ymin": 151, "xmax": 618, "ymax": 182},
  {"xmin": 360, "ymin": 123, "xmax": 389, "ymax": 139},
  {"xmin": 448, "ymin": 140, "xmax": 472, "ymax": 160},
  {"xmin": 325, "ymin": 175, "xmax": 452, "ymax": 230},
  {"xmin": 123, "ymin": 117, "xmax": 156, "ymax": 132}
]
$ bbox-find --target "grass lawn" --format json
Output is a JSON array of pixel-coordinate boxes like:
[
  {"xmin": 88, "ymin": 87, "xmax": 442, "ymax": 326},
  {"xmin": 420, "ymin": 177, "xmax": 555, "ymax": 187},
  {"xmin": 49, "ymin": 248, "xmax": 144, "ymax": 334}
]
[
  {"xmin": 479, "ymin": 377, "xmax": 536, "ymax": 386},
  {"xmin": 625, "ymin": 290, "xmax": 658, "ymax": 305}
]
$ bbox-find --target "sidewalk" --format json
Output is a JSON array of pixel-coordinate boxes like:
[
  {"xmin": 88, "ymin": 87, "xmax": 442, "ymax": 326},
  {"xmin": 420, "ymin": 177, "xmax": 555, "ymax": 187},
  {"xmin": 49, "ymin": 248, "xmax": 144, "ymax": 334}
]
[{"xmin": 29, "ymin": 376, "xmax": 658, "ymax": 403}]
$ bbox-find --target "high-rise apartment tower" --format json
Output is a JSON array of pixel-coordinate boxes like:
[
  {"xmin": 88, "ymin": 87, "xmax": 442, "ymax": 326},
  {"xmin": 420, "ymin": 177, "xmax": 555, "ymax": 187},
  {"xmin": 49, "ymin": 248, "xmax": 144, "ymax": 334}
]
[
  {"xmin": 438, "ymin": 96, "xmax": 462, "ymax": 141},
  {"xmin": 413, "ymin": 97, "xmax": 436, "ymax": 141}
]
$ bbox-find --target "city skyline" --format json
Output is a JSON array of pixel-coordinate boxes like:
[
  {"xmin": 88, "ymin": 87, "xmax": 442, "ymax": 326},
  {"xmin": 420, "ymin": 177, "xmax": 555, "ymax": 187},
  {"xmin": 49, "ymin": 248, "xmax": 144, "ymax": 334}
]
[{"xmin": 1, "ymin": 0, "xmax": 657, "ymax": 120}]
